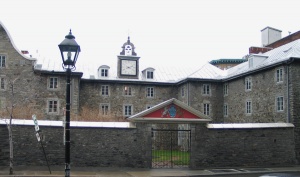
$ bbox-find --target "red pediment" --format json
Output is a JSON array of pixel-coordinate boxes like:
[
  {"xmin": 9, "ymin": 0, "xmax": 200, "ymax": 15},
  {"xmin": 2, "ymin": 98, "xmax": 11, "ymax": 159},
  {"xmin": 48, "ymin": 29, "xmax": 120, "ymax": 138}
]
[
  {"xmin": 144, "ymin": 104, "xmax": 199, "ymax": 119},
  {"xmin": 129, "ymin": 98, "xmax": 212, "ymax": 123}
]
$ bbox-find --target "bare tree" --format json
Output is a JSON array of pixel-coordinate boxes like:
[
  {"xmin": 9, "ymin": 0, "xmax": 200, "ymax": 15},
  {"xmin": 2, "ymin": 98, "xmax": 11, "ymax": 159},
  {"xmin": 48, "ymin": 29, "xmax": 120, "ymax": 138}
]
[
  {"xmin": 2, "ymin": 70, "xmax": 31, "ymax": 175},
  {"xmin": 5, "ymin": 77, "xmax": 18, "ymax": 175}
]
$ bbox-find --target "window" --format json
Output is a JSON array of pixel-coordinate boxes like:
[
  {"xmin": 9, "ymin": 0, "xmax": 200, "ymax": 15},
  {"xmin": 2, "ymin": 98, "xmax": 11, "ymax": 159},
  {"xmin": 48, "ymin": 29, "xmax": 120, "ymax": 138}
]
[
  {"xmin": 0, "ymin": 55, "xmax": 6, "ymax": 68},
  {"xmin": 124, "ymin": 105, "xmax": 133, "ymax": 116},
  {"xmin": 98, "ymin": 65, "xmax": 110, "ymax": 78},
  {"xmin": 203, "ymin": 103, "xmax": 210, "ymax": 116},
  {"xmin": 224, "ymin": 83, "xmax": 228, "ymax": 96},
  {"xmin": 203, "ymin": 84, "xmax": 210, "ymax": 95},
  {"xmin": 276, "ymin": 68, "xmax": 283, "ymax": 83},
  {"xmin": 49, "ymin": 77, "xmax": 58, "ymax": 89},
  {"xmin": 101, "ymin": 85, "xmax": 109, "ymax": 96},
  {"xmin": 124, "ymin": 86, "xmax": 132, "ymax": 96},
  {"xmin": 246, "ymin": 100, "xmax": 252, "ymax": 114},
  {"xmin": 181, "ymin": 87, "xmax": 185, "ymax": 97},
  {"xmin": 245, "ymin": 77, "xmax": 252, "ymax": 91},
  {"xmin": 224, "ymin": 104, "xmax": 228, "ymax": 117},
  {"xmin": 101, "ymin": 69, "xmax": 108, "ymax": 77},
  {"xmin": 147, "ymin": 71, "xmax": 154, "ymax": 79},
  {"xmin": 100, "ymin": 103, "xmax": 109, "ymax": 115},
  {"xmin": 48, "ymin": 100, "xmax": 58, "ymax": 114},
  {"xmin": 146, "ymin": 87, "xmax": 154, "ymax": 98},
  {"xmin": 143, "ymin": 68, "xmax": 155, "ymax": 80},
  {"xmin": 276, "ymin": 96, "xmax": 284, "ymax": 112},
  {"xmin": 0, "ymin": 77, "xmax": 5, "ymax": 90}
]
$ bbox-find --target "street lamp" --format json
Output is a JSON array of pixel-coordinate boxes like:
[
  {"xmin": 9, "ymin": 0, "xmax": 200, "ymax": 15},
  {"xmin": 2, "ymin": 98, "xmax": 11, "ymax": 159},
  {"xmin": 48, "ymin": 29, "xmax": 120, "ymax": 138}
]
[{"xmin": 58, "ymin": 30, "xmax": 80, "ymax": 177}]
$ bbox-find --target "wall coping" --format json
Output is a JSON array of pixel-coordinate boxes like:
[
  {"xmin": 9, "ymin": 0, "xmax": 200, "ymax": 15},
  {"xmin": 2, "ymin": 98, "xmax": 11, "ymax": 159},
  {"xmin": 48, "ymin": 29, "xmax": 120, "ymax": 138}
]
[
  {"xmin": 207, "ymin": 123, "xmax": 294, "ymax": 129},
  {"xmin": 0, "ymin": 119, "xmax": 135, "ymax": 128}
]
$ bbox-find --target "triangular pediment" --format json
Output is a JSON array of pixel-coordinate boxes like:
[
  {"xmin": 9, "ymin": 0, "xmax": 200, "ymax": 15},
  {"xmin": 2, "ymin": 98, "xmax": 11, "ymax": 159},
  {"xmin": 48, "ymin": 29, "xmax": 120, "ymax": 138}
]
[{"xmin": 128, "ymin": 98, "xmax": 212, "ymax": 123}]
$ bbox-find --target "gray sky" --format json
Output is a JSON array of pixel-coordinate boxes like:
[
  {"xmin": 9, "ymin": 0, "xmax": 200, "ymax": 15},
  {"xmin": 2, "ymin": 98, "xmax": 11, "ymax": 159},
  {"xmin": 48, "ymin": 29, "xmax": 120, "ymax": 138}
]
[{"xmin": 1, "ymin": 0, "xmax": 300, "ymax": 68}]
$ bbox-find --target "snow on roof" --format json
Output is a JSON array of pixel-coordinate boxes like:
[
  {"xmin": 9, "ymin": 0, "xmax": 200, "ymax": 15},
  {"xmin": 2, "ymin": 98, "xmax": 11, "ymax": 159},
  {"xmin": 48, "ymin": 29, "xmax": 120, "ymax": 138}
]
[
  {"xmin": 225, "ymin": 39, "xmax": 300, "ymax": 79},
  {"xmin": 0, "ymin": 21, "xmax": 36, "ymax": 61},
  {"xmin": 34, "ymin": 39, "xmax": 300, "ymax": 83}
]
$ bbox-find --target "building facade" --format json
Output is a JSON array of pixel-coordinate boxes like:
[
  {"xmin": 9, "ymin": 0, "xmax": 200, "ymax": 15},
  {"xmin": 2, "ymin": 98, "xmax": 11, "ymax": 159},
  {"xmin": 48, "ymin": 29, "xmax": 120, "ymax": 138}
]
[{"xmin": 0, "ymin": 21, "xmax": 300, "ymax": 127}]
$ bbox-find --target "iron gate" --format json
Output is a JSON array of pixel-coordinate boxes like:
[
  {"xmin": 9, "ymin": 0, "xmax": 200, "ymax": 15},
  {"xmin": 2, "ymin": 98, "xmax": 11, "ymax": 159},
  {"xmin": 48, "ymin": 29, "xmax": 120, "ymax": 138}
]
[{"xmin": 151, "ymin": 128, "xmax": 191, "ymax": 168}]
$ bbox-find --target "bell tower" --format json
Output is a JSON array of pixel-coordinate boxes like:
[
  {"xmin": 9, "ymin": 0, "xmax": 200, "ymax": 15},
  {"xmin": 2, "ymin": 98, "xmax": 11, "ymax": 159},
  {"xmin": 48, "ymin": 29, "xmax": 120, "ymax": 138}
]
[{"xmin": 117, "ymin": 37, "xmax": 140, "ymax": 79}]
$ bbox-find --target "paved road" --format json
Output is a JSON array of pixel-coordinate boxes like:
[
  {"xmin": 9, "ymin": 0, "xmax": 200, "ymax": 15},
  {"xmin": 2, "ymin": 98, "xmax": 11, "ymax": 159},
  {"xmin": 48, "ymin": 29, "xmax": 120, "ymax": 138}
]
[{"xmin": 191, "ymin": 172, "xmax": 300, "ymax": 177}]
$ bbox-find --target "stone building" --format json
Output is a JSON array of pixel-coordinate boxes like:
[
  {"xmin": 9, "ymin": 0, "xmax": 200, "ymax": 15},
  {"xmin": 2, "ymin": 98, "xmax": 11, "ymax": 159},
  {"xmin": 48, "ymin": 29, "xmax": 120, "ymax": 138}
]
[{"xmin": 1, "ymin": 21, "xmax": 300, "ymax": 129}]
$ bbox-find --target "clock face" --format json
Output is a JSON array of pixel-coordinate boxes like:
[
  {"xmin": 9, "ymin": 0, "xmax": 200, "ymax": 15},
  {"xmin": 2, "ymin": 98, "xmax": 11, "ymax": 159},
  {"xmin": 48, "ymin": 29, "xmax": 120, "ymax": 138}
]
[{"xmin": 121, "ymin": 60, "xmax": 137, "ymax": 75}]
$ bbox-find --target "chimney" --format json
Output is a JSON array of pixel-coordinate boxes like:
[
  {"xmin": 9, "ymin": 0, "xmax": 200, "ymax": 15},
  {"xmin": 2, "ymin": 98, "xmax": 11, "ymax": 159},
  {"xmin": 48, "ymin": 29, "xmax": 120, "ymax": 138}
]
[{"xmin": 261, "ymin": 27, "xmax": 282, "ymax": 47}]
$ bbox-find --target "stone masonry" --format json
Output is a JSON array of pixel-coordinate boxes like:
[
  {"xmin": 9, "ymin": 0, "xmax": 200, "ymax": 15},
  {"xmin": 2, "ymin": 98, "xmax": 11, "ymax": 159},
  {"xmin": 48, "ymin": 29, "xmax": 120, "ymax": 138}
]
[{"xmin": 0, "ymin": 122, "xmax": 296, "ymax": 168}]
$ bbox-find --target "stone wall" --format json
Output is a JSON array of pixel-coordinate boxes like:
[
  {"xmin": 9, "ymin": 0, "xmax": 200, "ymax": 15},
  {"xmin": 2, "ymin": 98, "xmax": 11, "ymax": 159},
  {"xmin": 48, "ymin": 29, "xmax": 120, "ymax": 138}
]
[
  {"xmin": 224, "ymin": 66, "xmax": 287, "ymax": 123},
  {"xmin": 190, "ymin": 124, "xmax": 296, "ymax": 168},
  {"xmin": 79, "ymin": 81, "xmax": 177, "ymax": 118},
  {"xmin": 188, "ymin": 82, "xmax": 224, "ymax": 122},
  {"xmin": 0, "ymin": 25, "xmax": 82, "ymax": 121},
  {"xmin": 0, "ymin": 121, "xmax": 296, "ymax": 169},
  {"xmin": 289, "ymin": 61, "xmax": 300, "ymax": 162},
  {"xmin": 0, "ymin": 123, "xmax": 151, "ymax": 168}
]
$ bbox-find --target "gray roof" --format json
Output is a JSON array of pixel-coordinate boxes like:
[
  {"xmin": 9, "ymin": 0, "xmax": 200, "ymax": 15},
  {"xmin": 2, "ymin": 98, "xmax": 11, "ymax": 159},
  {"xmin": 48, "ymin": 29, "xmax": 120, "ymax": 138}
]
[{"xmin": 34, "ymin": 39, "xmax": 300, "ymax": 83}]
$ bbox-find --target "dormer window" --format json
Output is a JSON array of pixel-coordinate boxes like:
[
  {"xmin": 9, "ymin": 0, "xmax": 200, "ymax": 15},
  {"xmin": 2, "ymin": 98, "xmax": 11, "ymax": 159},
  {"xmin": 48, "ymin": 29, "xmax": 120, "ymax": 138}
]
[
  {"xmin": 143, "ymin": 67, "xmax": 155, "ymax": 80},
  {"xmin": 101, "ymin": 69, "xmax": 108, "ymax": 77},
  {"xmin": 248, "ymin": 54, "xmax": 267, "ymax": 68},
  {"xmin": 98, "ymin": 65, "xmax": 110, "ymax": 78},
  {"xmin": 147, "ymin": 70, "xmax": 153, "ymax": 79}
]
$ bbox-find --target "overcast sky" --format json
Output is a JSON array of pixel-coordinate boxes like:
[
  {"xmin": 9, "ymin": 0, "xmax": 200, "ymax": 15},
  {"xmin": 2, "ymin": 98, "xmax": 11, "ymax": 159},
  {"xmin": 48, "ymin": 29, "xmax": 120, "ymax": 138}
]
[{"xmin": 1, "ymin": 0, "xmax": 300, "ymax": 69}]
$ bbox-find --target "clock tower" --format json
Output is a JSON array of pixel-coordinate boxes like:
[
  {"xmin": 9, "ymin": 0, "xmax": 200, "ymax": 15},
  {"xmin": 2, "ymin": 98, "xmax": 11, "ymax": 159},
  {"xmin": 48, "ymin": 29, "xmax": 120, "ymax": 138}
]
[{"xmin": 117, "ymin": 37, "xmax": 140, "ymax": 79}]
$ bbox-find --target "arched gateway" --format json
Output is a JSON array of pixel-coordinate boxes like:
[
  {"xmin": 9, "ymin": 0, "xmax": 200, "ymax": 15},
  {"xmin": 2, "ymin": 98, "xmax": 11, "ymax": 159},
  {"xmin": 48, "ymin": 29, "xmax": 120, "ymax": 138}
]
[{"xmin": 128, "ymin": 98, "xmax": 211, "ymax": 168}]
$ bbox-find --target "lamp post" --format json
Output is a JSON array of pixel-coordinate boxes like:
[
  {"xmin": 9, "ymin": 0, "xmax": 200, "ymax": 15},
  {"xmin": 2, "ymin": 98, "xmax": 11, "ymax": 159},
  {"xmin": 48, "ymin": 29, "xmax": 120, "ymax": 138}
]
[{"xmin": 58, "ymin": 30, "xmax": 80, "ymax": 177}]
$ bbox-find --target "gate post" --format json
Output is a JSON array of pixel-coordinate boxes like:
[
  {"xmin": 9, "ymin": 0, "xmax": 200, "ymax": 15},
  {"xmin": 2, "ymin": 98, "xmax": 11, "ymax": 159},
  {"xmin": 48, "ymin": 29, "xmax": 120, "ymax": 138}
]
[{"xmin": 135, "ymin": 122, "xmax": 152, "ymax": 168}]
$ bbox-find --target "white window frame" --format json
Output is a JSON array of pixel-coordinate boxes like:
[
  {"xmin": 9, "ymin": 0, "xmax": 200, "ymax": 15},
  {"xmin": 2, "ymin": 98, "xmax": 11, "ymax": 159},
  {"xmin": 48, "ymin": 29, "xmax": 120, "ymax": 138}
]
[
  {"xmin": 246, "ymin": 100, "xmax": 252, "ymax": 115},
  {"xmin": 146, "ymin": 87, "xmax": 154, "ymax": 98},
  {"xmin": 0, "ymin": 55, "xmax": 6, "ymax": 68},
  {"xmin": 49, "ymin": 77, "xmax": 59, "ymax": 90},
  {"xmin": 47, "ymin": 99, "xmax": 59, "ymax": 114},
  {"xmin": 124, "ymin": 86, "xmax": 132, "ymax": 96},
  {"xmin": 276, "ymin": 68, "xmax": 283, "ymax": 83},
  {"xmin": 202, "ymin": 84, "xmax": 211, "ymax": 95},
  {"xmin": 101, "ymin": 68, "xmax": 108, "ymax": 77},
  {"xmin": 224, "ymin": 83, "xmax": 228, "ymax": 96},
  {"xmin": 245, "ymin": 77, "xmax": 252, "ymax": 91},
  {"xmin": 203, "ymin": 103, "xmax": 210, "ymax": 116},
  {"xmin": 276, "ymin": 96, "xmax": 284, "ymax": 112},
  {"xmin": 100, "ymin": 103, "xmax": 110, "ymax": 115},
  {"xmin": 124, "ymin": 104, "xmax": 133, "ymax": 117},
  {"xmin": 101, "ymin": 85, "xmax": 109, "ymax": 96},
  {"xmin": 224, "ymin": 103, "xmax": 228, "ymax": 117},
  {"xmin": 181, "ymin": 86, "xmax": 185, "ymax": 97},
  {"xmin": 98, "ymin": 65, "xmax": 110, "ymax": 78}
]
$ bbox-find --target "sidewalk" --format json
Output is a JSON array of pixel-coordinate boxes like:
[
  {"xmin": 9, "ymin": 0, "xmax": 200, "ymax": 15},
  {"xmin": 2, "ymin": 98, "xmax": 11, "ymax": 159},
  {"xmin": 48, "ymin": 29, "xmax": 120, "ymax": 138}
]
[{"xmin": 0, "ymin": 166, "xmax": 300, "ymax": 177}]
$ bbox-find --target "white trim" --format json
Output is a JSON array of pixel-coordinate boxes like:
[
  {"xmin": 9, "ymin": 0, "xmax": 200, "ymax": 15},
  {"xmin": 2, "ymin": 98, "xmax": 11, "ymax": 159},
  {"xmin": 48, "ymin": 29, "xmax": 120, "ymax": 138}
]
[
  {"xmin": 0, "ymin": 21, "xmax": 36, "ymax": 61},
  {"xmin": 130, "ymin": 118, "xmax": 211, "ymax": 123},
  {"xmin": 245, "ymin": 77, "xmax": 252, "ymax": 91},
  {"xmin": 129, "ymin": 98, "xmax": 212, "ymax": 121},
  {"xmin": 0, "ymin": 119, "xmax": 135, "ymax": 128},
  {"xmin": 207, "ymin": 123, "xmax": 294, "ymax": 129},
  {"xmin": 276, "ymin": 67, "xmax": 284, "ymax": 83}
]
